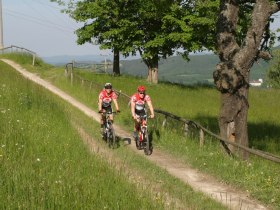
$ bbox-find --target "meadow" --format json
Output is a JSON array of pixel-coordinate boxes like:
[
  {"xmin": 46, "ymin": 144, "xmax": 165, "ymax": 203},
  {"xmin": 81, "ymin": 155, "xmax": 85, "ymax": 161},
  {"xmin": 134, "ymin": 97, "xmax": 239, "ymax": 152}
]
[
  {"xmin": 1, "ymin": 53, "xmax": 279, "ymax": 209},
  {"xmin": 0, "ymin": 55, "xmax": 227, "ymax": 209}
]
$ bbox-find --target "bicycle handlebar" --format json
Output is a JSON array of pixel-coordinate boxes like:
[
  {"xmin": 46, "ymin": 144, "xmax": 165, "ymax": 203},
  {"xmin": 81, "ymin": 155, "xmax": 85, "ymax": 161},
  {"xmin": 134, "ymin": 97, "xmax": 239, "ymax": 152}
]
[{"xmin": 99, "ymin": 110, "xmax": 120, "ymax": 114}]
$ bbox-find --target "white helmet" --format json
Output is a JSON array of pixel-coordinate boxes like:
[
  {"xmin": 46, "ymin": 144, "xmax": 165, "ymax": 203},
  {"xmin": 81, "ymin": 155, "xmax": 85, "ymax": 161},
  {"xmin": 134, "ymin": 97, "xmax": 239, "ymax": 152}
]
[{"xmin": 104, "ymin": 83, "xmax": 112, "ymax": 89}]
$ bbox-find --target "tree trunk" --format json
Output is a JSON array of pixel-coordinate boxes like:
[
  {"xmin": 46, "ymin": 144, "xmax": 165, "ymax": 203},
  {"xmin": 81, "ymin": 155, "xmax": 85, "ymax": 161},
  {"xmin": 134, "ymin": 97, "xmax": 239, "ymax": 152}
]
[
  {"xmin": 218, "ymin": 85, "xmax": 249, "ymax": 159},
  {"xmin": 215, "ymin": 0, "xmax": 277, "ymax": 160},
  {"xmin": 145, "ymin": 56, "xmax": 158, "ymax": 84},
  {"xmin": 113, "ymin": 49, "xmax": 120, "ymax": 75}
]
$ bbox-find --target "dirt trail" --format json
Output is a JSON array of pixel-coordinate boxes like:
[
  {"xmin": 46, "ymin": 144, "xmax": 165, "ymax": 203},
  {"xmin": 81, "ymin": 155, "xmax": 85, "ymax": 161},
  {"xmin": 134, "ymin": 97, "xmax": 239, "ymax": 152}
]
[{"xmin": 2, "ymin": 59, "xmax": 269, "ymax": 210}]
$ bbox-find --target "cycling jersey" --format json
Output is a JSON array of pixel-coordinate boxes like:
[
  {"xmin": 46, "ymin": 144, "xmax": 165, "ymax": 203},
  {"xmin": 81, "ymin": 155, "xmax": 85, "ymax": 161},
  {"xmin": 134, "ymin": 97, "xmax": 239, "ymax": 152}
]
[
  {"xmin": 99, "ymin": 90, "xmax": 117, "ymax": 108},
  {"xmin": 131, "ymin": 93, "xmax": 151, "ymax": 113}
]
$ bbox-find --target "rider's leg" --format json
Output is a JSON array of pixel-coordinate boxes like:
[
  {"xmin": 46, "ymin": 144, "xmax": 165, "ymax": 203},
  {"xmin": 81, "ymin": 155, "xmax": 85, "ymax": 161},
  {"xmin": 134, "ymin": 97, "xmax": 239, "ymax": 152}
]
[
  {"xmin": 109, "ymin": 114, "xmax": 113, "ymax": 124},
  {"xmin": 133, "ymin": 116, "xmax": 140, "ymax": 139},
  {"xmin": 100, "ymin": 114, "xmax": 104, "ymax": 134}
]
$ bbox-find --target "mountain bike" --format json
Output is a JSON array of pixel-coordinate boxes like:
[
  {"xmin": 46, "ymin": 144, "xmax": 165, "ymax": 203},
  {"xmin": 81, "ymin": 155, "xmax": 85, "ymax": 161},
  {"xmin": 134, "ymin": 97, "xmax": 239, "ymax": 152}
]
[
  {"xmin": 101, "ymin": 111, "xmax": 118, "ymax": 149},
  {"xmin": 135, "ymin": 114, "xmax": 153, "ymax": 155}
]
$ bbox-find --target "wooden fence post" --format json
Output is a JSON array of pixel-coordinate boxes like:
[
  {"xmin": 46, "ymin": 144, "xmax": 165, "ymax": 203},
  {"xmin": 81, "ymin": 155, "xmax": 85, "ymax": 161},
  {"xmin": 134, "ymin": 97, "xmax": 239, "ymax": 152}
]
[
  {"xmin": 184, "ymin": 123, "xmax": 189, "ymax": 136},
  {"xmin": 32, "ymin": 54, "xmax": 36, "ymax": 66},
  {"xmin": 65, "ymin": 64, "xmax": 69, "ymax": 76},
  {"xmin": 70, "ymin": 63, "xmax": 73, "ymax": 86},
  {"xmin": 199, "ymin": 129, "xmax": 204, "ymax": 147},
  {"xmin": 162, "ymin": 116, "xmax": 167, "ymax": 128}
]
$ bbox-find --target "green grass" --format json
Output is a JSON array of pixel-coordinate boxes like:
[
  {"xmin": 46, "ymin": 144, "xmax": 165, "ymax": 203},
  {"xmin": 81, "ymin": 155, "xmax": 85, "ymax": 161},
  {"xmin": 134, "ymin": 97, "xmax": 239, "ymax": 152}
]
[
  {"xmin": 1, "ymin": 53, "xmax": 280, "ymax": 209},
  {"xmin": 0, "ymin": 54, "xmax": 227, "ymax": 209},
  {"xmin": 0, "ymin": 61, "xmax": 164, "ymax": 209}
]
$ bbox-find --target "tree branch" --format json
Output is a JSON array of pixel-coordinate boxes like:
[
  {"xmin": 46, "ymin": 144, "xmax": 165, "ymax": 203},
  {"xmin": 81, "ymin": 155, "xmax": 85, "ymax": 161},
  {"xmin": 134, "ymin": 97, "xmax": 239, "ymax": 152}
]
[
  {"xmin": 270, "ymin": 2, "xmax": 280, "ymax": 14},
  {"xmin": 258, "ymin": 50, "xmax": 272, "ymax": 60}
]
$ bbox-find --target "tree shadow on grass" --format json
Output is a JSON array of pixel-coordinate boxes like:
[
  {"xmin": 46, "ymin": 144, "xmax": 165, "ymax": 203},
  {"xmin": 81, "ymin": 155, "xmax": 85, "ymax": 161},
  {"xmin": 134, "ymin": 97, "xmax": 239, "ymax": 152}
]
[
  {"xmin": 194, "ymin": 116, "xmax": 280, "ymax": 154},
  {"xmin": 151, "ymin": 112, "xmax": 280, "ymax": 154},
  {"xmin": 248, "ymin": 122, "xmax": 280, "ymax": 153}
]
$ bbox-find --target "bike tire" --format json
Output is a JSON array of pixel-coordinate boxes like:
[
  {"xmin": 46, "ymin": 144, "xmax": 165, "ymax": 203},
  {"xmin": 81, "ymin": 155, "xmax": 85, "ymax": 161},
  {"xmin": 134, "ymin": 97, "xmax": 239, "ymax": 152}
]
[
  {"xmin": 108, "ymin": 125, "xmax": 116, "ymax": 149},
  {"xmin": 135, "ymin": 136, "xmax": 141, "ymax": 150},
  {"xmin": 144, "ymin": 130, "xmax": 152, "ymax": 155},
  {"xmin": 102, "ymin": 124, "xmax": 107, "ymax": 141}
]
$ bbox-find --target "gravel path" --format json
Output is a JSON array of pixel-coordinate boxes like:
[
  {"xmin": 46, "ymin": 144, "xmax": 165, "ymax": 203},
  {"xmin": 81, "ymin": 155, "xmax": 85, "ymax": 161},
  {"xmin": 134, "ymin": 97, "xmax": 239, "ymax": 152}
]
[{"xmin": 2, "ymin": 59, "xmax": 269, "ymax": 210}]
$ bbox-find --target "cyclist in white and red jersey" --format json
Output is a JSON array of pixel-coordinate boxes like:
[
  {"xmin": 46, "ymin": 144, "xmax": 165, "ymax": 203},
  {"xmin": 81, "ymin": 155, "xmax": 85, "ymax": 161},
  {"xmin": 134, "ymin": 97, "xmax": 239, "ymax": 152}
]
[
  {"xmin": 98, "ymin": 83, "xmax": 120, "ymax": 133},
  {"xmin": 130, "ymin": 85, "xmax": 154, "ymax": 138}
]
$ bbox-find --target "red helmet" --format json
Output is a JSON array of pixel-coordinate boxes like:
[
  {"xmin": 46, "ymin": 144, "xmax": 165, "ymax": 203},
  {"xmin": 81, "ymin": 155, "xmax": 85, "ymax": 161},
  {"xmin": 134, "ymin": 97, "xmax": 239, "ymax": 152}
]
[{"xmin": 137, "ymin": 85, "xmax": 145, "ymax": 92}]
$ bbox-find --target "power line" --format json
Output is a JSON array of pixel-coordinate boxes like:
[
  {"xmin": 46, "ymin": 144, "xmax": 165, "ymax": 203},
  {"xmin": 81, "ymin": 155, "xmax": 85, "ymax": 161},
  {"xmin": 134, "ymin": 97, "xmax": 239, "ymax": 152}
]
[
  {"xmin": 4, "ymin": 9, "xmax": 74, "ymax": 33},
  {"xmin": 23, "ymin": 0, "xmax": 76, "ymax": 30},
  {"xmin": 37, "ymin": 2, "xmax": 75, "ymax": 30}
]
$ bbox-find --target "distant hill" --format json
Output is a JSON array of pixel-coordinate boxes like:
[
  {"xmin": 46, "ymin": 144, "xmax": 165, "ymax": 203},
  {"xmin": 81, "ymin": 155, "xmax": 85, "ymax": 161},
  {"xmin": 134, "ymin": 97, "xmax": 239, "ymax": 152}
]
[
  {"xmin": 42, "ymin": 55, "xmax": 105, "ymax": 65},
  {"xmin": 42, "ymin": 52, "xmax": 271, "ymax": 85},
  {"xmin": 41, "ymin": 54, "xmax": 141, "ymax": 66},
  {"xmin": 120, "ymin": 53, "xmax": 270, "ymax": 85}
]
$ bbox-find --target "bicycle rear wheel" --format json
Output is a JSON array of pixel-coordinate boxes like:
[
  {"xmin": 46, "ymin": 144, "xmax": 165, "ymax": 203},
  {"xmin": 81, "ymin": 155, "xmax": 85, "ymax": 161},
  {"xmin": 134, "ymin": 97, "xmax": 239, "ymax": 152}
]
[{"xmin": 144, "ymin": 130, "xmax": 152, "ymax": 155}]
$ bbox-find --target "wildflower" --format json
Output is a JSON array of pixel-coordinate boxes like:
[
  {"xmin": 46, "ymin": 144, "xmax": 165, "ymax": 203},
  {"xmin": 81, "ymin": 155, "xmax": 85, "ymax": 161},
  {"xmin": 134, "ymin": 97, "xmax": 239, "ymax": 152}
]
[
  {"xmin": 1, "ymin": 145, "xmax": 5, "ymax": 148},
  {"xmin": 17, "ymin": 120, "xmax": 20, "ymax": 122},
  {"xmin": 36, "ymin": 158, "xmax": 41, "ymax": 162}
]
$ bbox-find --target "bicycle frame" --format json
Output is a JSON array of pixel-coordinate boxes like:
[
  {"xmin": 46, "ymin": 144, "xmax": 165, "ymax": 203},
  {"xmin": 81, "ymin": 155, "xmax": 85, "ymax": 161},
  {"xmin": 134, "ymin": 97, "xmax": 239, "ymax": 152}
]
[
  {"xmin": 101, "ymin": 111, "xmax": 116, "ymax": 148},
  {"xmin": 136, "ymin": 114, "xmax": 152, "ymax": 155},
  {"xmin": 138, "ymin": 115, "xmax": 147, "ymax": 142}
]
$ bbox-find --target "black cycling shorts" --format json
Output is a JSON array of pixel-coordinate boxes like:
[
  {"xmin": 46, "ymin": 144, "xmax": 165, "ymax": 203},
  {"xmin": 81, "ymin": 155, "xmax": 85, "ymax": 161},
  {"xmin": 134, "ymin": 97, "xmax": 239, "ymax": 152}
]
[
  {"xmin": 135, "ymin": 109, "xmax": 146, "ymax": 117},
  {"xmin": 102, "ymin": 106, "xmax": 112, "ymax": 114}
]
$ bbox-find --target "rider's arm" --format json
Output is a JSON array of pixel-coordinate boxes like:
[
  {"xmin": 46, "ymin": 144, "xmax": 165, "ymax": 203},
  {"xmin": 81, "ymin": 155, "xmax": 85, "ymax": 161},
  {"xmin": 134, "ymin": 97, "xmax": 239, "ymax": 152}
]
[
  {"xmin": 98, "ymin": 98, "xmax": 103, "ymax": 112},
  {"xmin": 131, "ymin": 100, "xmax": 136, "ymax": 118},
  {"xmin": 147, "ymin": 100, "xmax": 154, "ymax": 118},
  {"xmin": 113, "ymin": 98, "xmax": 119, "ymax": 111}
]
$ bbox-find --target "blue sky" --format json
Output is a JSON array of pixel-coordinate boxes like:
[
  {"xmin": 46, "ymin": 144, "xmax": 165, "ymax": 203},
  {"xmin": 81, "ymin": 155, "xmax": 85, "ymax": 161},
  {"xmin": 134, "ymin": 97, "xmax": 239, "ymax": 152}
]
[
  {"xmin": 3, "ymin": 0, "xmax": 110, "ymax": 57},
  {"xmin": 2, "ymin": 0, "xmax": 280, "ymax": 58}
]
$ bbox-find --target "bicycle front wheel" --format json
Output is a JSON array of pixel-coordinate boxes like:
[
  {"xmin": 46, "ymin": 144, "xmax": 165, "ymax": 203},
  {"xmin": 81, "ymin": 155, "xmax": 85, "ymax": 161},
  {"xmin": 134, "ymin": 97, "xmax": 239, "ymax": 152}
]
[{"xmin": 108, "ymin": 125, "xmax": 116, "ymax": 149}]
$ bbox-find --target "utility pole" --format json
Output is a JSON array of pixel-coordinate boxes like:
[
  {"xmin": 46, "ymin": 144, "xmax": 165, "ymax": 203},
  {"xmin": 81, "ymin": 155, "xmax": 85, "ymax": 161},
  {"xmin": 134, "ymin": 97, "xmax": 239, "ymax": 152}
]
[{"xmin": 0, "ymin": 0, "xmax": 3, "ymax": 49}]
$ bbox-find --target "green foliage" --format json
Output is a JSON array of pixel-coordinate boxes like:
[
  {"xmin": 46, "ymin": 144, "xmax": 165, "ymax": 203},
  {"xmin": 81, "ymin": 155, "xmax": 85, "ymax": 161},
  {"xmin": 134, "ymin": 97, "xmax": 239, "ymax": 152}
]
[
  {"xmin": 267, "ymin": 49, "xmax": 280, "ymax": 88},
  {"xmin": 50, "ymin": 0, "xmax": 220, "ymax": 69}
]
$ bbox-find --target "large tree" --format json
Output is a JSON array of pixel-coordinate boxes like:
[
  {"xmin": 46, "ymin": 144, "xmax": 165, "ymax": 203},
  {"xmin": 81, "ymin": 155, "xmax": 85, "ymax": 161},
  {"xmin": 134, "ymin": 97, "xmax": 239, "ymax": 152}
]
[
  {"xmin": 51, "ymin": 0, "xmax": 136, "ymax": 75},
  {"xmin": 214, "ymin": 0, "xmax": 279, "ymax": 159},
  {"xmin": 51, "ymin": 0, "xmax": 216, "ymax": 83}
]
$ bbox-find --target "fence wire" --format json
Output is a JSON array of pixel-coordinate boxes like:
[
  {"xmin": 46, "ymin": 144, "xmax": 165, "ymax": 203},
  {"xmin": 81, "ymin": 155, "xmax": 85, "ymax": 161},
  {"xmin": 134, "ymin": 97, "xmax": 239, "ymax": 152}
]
[{"xmin": 66, "ymin": 64, "xmax": 280, "ymax": 164}]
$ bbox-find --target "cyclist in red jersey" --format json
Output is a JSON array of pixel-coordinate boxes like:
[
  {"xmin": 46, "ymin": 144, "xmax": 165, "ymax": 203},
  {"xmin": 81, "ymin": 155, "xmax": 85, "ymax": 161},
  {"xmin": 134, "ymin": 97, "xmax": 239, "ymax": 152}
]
[
  {"xmin": 98, "ymin": 83, "xmax": 120, "ymax": 133},
  {"xmin": 130, "ymin": 85, "xmax": 154, "ymax": 138}
]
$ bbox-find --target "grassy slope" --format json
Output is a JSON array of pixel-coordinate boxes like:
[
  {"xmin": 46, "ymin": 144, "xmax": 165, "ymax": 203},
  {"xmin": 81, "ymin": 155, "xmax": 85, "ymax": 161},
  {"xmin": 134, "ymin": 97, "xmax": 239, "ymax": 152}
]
[
  {"xmin": 0, "ymin": 55, "xmax": 226, "ymax": 209},
  {"xmin": 1, "ymin": 53, "xmax": 279, "ymax": 209},
  {"xmin": 0, "ymin": 61, "xmax": 167, "ymax": 210}
]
